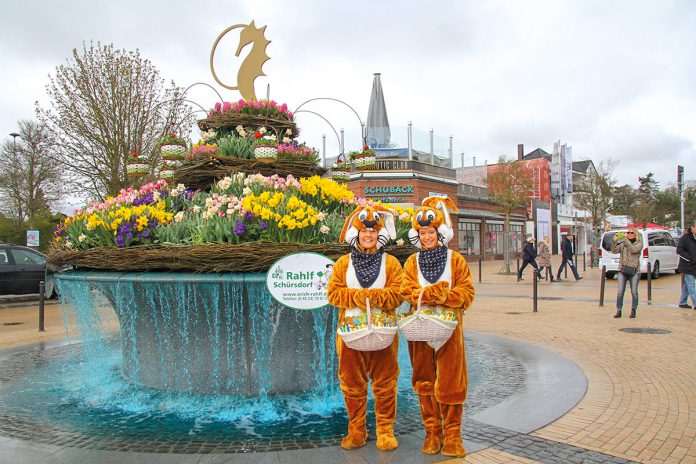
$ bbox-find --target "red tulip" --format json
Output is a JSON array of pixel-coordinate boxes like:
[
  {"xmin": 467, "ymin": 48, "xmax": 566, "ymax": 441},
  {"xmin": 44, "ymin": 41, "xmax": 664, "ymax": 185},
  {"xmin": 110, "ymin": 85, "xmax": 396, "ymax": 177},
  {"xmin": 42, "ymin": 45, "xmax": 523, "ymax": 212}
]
[
  {"xmin": 131, "ymin": 152, "xmax": 138, "ymax": 158},
  {"xmin": 254, "ymin": 132, "xmax": 262, "ymax": 139},
  {"xmin": 363, "ymin": 145, "xmax": 369, "ymax": 151}
]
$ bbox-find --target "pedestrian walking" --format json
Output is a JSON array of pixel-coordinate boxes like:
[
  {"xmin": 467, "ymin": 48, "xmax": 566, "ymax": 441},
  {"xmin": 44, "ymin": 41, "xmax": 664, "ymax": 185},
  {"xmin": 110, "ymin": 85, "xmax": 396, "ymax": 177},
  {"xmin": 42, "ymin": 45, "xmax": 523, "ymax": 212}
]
[
  {"xmin": 537, "ymin": 236, "xmax": 554, "ymax": 282},
  {"xmin": 518, "ymin": 236, "xmax": 542, "ymax": 281},
  {"xmin": 677, "ymin": 220, "xmax": 696, "ymax": 310},
  {"xmin": 611, "ymin": 228, "xmax": 642, "ymax": 318},
  {"xmin": 556, "ymin": 233, "xmax": 582, "ymax": 281}
]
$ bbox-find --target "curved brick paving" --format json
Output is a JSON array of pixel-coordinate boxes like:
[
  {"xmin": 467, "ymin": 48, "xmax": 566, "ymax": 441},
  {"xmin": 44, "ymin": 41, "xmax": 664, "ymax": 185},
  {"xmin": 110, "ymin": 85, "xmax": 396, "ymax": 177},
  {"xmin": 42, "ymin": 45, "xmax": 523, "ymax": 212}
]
[{"xmin": 459, "ymin": 266, "xmax": 696, "ymax": 464}]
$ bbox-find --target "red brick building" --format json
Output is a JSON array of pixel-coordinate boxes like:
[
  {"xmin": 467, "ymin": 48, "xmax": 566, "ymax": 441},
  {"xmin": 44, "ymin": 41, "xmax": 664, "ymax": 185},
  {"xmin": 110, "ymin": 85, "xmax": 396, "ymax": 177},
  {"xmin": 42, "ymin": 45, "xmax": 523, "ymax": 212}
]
[{"xmin": 346, "ymin": 158, "xmax": 527, "ymax": 261}]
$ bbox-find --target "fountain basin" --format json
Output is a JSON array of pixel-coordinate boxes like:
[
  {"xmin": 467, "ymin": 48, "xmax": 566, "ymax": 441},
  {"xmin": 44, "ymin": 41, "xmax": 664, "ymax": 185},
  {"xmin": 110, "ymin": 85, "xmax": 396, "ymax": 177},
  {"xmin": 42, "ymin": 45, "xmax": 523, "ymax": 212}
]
[{"xmin": 55, "ymin": 271, "xmax": 338, "ymax": 396}]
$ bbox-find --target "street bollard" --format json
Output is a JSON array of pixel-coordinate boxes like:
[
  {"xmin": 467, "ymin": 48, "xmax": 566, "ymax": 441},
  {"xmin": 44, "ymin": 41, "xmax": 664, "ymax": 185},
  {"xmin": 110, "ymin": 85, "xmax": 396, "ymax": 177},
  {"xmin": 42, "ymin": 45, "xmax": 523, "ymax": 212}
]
[
  {"xmin": 478, "ymin": 256, "xmax": 482, "ymax": 283},
  {"xmin": 38, "ymin": 281, "xmax": 46, "ymax": 332},
  {"xmin": 516, "ymin": 256, "xmax": 520, "ymax": 281},
  {"xmin": 583, "ymin": 252, "xmax": 586, "ymax": 272},
  {"xmin": 599, "ymin": 266, "xmax": 606, "ymax": 307},
  {"xmin": 533, "ymin": 268, "xmax": 538, "ymax": 312},
  {"xmin": 646, "ymin": 262, "xmax": 652, "ymax": 304}
]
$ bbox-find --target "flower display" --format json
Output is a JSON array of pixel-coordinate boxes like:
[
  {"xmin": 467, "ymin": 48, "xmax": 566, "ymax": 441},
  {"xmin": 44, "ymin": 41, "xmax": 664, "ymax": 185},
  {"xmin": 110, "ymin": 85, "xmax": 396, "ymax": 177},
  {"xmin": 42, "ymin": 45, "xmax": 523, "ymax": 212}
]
[
  {"xmin": 159, "ymin": 133, "xmax": 188, "ymax": 160},
  {"xmin": 208, "ymin": 99, "xmax": 294, "ymax": 121},
  {"xmin": 56, "ymin": 174, "xmax": 362, "ymax": 249},
  {"xmin": 189, "ymin": 142, "xmax": 218, "ymax": 159},
  {"xmin": 348, "ymin": 146, "xmax": 377, "ymax": 170},
  {"xmin": 126, "ymin": 152, "xmax": 150, "ymax": 177},
  {"xmin": 277, "ymin": 142, "xmax": 319, "ymax": 163},
  {"xmin": 158, "ymin": 133, "xmax": 187, "ymax": 147}
]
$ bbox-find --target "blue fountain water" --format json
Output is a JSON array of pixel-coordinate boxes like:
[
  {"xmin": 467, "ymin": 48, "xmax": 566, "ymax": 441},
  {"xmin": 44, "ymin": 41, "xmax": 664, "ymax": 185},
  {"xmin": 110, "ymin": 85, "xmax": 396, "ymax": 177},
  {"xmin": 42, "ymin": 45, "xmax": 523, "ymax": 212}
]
[{"xmin": 0, "ymin": 271, "xmax": 505, "ymax": 446}]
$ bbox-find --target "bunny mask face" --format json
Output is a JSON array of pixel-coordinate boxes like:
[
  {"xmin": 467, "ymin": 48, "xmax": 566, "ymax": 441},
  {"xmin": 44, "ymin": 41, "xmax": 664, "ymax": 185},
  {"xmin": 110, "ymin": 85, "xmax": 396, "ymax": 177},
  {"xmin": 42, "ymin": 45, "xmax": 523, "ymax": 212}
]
[
  {"xmin": 408, "ymin": 196, "xmax": 458, "ymax": 249},
  {"xmin": 339, "ymin": 205, "xmax": 397, "ymax": 250}
]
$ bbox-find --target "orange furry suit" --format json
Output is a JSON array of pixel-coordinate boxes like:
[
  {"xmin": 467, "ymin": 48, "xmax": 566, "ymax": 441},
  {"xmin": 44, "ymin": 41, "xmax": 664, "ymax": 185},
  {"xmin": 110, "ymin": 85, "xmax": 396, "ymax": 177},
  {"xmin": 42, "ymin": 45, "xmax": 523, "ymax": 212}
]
[
  {"xmin": 327, "ymin": 205, "xmax": 403, "ymax": 451},
  {"xmin": 400, "ymin": 196, "xmax": 475, "ymax": 457}
]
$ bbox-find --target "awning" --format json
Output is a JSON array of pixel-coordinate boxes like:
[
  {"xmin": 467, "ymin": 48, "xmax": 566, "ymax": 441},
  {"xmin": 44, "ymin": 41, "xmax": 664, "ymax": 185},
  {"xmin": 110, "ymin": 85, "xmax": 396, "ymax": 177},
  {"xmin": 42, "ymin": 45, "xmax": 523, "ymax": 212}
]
[{"xmin": 456, "ymin": 209, "xmax": 506, "ymax": 220}]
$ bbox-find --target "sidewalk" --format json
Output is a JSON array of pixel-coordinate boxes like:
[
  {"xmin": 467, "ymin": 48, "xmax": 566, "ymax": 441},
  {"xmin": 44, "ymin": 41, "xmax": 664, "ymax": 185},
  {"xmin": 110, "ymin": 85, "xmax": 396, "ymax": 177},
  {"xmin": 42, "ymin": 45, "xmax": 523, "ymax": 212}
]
[{"xmin": 1, "ymin": 261, "xmax": 695, "ymax": 463}]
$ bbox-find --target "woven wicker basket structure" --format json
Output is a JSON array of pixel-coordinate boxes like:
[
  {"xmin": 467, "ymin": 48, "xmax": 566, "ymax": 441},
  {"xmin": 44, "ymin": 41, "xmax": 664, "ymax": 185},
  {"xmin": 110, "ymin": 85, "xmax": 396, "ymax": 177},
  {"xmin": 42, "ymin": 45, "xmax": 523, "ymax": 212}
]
[
  {"xmin": 337, "ymin": 298, "xmax": 398, "ymax": 352},
  {"xmin": 198, "ymin": 113, "xmax": 299, "ymax": 139},
  {"xmin": 397, "ymin": 290, "xmax": 457, "ymax": 346},
  {"xmin": 172, "ymin": 155, "xmax": 326, "ymax": 191},
  {"xmin": 48, "ymin": 242, "xmax": 419, "ymax": 273}
]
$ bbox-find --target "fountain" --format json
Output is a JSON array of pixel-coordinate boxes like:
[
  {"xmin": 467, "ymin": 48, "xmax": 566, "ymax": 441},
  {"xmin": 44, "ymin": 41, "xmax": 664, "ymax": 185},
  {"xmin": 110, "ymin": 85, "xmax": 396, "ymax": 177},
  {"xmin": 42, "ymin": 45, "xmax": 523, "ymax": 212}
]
[{"xmin": 55, "ymin": 271, "xmax": 338, "ymax": 397}]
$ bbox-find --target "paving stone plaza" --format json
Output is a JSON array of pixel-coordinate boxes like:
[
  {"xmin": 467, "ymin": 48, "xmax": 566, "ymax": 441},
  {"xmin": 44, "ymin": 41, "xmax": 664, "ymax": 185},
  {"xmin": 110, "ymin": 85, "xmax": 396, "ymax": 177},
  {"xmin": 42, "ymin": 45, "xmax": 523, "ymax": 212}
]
[{"xmin": 1, "ymin": 263, "xmax": 694, "ymax": 463}]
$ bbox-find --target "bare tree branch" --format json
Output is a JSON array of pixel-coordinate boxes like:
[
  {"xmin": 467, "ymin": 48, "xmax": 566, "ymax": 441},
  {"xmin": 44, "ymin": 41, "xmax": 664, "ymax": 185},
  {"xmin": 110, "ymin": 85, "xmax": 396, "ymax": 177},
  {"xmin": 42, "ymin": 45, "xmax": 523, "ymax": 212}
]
[{"xmin": 36, "ymin": 42, "xmax": 193, "ymax": 200}]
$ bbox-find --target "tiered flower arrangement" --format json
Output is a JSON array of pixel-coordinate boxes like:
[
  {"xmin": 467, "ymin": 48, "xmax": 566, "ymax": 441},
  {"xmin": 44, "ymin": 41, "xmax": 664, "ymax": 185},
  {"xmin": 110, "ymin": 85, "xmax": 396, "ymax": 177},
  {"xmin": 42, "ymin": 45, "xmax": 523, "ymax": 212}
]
[
  {"xmin": 51, "ymin": 175, "xmax": 419, "ymax": 272},
  {"xmin": 251, "ymin": 127, "xmax": 278, "ymax": 161},
  {"xmin": 159, "ymin": 133, "xmax": 188, "ymax": 160},
  {"xmin": 126, "ymin": 152, "xmax": 150, "ymax": 177},
  {"xmin": 331, "ymin": 157, "xmax": 351, "ymax": 183},
  {"xmin": 349, "ymin": 146, "xmax": 377, "ymax": 170}
]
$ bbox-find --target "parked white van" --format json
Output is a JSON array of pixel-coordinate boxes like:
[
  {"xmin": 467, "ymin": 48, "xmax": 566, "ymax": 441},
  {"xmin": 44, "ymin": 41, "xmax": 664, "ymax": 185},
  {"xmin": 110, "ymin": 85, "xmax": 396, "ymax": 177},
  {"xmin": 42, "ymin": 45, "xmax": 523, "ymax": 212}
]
[{"xmin": 599, "ymin": 228, "xmax": 679, "ymax": 279}]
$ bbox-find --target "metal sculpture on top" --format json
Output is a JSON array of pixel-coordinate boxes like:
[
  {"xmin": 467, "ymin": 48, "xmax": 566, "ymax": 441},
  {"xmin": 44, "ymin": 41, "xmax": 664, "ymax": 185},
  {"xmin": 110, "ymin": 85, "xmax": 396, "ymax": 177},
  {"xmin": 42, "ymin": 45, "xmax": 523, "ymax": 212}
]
[{"xmin": 210, "ymin": 21, "xmax": 271, "ymax": 101}]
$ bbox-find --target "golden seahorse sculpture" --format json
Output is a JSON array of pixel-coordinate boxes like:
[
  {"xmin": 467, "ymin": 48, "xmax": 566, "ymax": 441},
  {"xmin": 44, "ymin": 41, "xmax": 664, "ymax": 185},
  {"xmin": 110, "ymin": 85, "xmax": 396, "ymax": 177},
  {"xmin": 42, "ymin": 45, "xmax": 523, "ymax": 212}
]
[{"xmin": 210, "ymin": 21, "xmax": 271, "ymax": 101}]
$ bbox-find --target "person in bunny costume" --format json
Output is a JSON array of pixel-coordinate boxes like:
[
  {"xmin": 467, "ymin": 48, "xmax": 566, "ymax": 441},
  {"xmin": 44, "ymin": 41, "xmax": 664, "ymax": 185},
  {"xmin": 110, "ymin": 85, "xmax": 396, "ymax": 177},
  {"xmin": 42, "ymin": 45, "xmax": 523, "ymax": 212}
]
[
  {"xmin": 400, "ymin": 196, "xmax": 475, "ymax": 458},
  {"xmin": 327, "ymin": 205, "xmax": 404, "ymax": 451}
]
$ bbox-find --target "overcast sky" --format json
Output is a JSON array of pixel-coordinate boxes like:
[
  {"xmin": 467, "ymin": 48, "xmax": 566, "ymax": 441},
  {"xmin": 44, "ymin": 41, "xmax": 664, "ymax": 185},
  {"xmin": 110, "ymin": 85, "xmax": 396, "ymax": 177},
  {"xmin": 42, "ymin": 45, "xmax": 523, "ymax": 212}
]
[{"xmin": 1, "ymin": 0, "xmax": 694, "ymax": 202}]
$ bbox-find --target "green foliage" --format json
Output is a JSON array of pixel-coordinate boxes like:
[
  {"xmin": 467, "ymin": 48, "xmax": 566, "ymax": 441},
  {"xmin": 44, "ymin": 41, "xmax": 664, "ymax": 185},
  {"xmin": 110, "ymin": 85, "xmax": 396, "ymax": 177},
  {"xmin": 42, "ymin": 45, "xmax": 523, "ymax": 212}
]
[
  {"xmin": 0, "ymin": 212, "xmax": 63, "ymax": 252},
  {"xmin": 217, "ymin": 136, "xmax": 254, "ymax": 159}
]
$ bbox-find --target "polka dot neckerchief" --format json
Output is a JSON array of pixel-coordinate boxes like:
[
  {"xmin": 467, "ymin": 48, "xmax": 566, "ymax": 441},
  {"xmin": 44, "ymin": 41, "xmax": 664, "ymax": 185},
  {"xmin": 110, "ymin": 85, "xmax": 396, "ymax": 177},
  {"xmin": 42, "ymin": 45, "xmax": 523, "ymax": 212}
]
[
  {"xmin": 419, "ymin": 245, "xmax": 448, "ymax": 284},
  {"xmin": 351, "ymin": 247, "xmax": 385, "ymax": 289}
]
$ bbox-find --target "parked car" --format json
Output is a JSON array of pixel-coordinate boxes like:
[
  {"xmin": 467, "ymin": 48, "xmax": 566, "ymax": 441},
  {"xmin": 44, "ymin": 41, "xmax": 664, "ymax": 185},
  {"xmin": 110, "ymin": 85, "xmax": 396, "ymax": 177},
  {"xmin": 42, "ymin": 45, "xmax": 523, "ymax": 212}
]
[
  {"xmin": 0, "ymin": 242, "xmax": 56, "ymax": 298},
  {"xmin": 599, "ymin": 229, "xmax": 679, "ymax": 279}
]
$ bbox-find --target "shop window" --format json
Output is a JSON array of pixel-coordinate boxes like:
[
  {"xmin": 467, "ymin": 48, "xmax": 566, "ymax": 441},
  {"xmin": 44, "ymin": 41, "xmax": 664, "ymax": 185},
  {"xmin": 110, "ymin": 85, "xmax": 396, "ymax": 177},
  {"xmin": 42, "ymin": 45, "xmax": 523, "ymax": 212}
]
[{"xmin": 458, "ymin": 221, "xmax": 481, "ymax": 255}]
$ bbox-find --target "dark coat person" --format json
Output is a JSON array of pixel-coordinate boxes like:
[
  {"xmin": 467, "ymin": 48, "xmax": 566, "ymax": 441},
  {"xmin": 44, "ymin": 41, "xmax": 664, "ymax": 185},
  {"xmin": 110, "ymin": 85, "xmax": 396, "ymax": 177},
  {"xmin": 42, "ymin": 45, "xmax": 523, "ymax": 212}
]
[
  {"xmin": 556, "ymin": 234, "xmax": 582, "ymax": 281},
  {"xmin": 677, "ymin": 222, "xmax": 696, "ymax": 309},
  {"xmin": 518, "ymin": 237, "xmax": 542, "ymax": 280}
]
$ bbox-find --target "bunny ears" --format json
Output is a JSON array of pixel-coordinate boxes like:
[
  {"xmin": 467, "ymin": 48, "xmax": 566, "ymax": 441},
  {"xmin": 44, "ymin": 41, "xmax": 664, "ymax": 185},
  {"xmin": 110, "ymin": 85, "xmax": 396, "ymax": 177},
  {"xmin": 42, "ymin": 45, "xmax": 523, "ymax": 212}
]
[
  {"xmin": 339, "ymin": 205, "xmax": 397, "ymax": 250},
  {"xmin": 408, "ymin": 196, "xmax": 458, "ymax": 249}
]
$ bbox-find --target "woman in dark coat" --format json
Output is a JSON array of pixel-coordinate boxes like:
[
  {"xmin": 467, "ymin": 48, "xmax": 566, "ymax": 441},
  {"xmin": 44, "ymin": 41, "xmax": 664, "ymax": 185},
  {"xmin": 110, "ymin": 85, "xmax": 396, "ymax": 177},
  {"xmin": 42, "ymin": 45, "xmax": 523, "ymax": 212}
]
[
  {"xmin": 518, "ymin": 236, "xmax": 542, "ymax": 281},
  {"xmin": 677, "ymin": 221, "xmax": 696, "ymax": 309}
]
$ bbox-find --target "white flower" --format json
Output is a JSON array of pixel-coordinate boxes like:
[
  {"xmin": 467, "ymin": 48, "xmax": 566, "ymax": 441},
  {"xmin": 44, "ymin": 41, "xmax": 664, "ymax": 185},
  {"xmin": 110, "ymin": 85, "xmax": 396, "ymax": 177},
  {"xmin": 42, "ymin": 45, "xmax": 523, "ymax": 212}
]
[
  {"xmin": 396, "ymin": 239, "xmax": 405, "ymax": 246},
  {"xmin": 78, "ymin": 234, "xmax": 86, "ymax": 242},
  {"xmin": 65, "ymin": 241, "xmax": 73, "ymax": 248},
  {"xmin": 242, "ymin": 187, "xmax": 252, "ymax": 196},
  {"xmin": 399, "ymin": 212, "xmax": 410, "ymax": 221},
  {"xmin": 174, "ymin": 212, "xmax": 185, "ymax": 222},
  {"xmin": 170, "ymin": 189, "xmax": 179, "ymax": 197},
  {"xmin": 205, "ymin": 198, "xmax": 214, "ymax": 207},
  {"xmin": 282, "ymin": 137, "xmax": 292, "ymax": 144},
  {"xmin": 266, "ymin": 134, "xmax": 277, "ymax": 142},
  {"xmin": 153, "ymin": 191, "xmax": 161, "ymax": 202},
  {"xmin": 320, "ymin": 225, "xmax": 331, "ymax": 234},
  {"xmin": 316, "ymin": 212, "xmax": 326, "ymax": 221},
  {"xmin": 259, "ymin": 126, "xmax": 267, "ymax": 135},
  {"xmin": 285, "ymin": 128, "xmax": 292, "ymax": 135},
  {"xmin": 217, "ymin": 177, "xmax": 232, "ymax": 190},
  {"xmin": 193, "ymin": 205, "xmax": 201, "ymax": 213}
]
